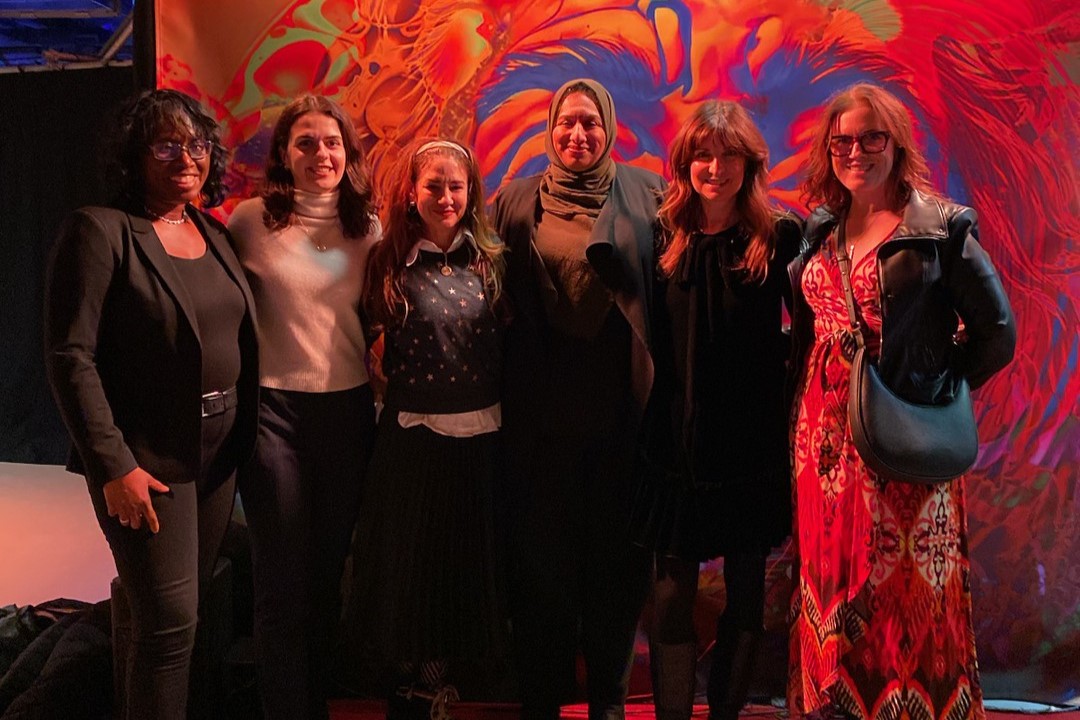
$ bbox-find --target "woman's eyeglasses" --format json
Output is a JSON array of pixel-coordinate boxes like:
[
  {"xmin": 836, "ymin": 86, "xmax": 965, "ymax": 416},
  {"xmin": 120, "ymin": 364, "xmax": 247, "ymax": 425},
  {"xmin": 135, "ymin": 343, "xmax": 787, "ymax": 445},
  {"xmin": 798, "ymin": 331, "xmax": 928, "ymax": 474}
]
[
  {"xmin": 148, "ymin": 139, "xmax": 212, "ymax": 161},
  {"xmin": 828, "ymin": 131, "xmax": 890, "ymax": 157}
]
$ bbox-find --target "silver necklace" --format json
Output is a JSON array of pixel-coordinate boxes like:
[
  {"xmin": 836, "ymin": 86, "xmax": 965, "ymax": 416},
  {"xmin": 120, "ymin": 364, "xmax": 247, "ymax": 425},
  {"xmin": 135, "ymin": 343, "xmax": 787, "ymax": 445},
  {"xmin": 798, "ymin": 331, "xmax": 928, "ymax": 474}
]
[
  {"xmin": 146, "ymin": 206, "xmax": 187, "ymax": 225},
  {"xmin": 294, "ymin": 214, "xmax": 329, "ymax": 251}
]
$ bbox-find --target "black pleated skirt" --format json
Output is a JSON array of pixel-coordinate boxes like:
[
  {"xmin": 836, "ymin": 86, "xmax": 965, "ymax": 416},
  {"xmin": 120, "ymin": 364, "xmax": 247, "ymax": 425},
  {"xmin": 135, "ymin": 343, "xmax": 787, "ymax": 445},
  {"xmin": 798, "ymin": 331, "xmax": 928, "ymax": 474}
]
[{"xmin": 343, "ymin": 414, "xmax": 505, "ymax": 665}]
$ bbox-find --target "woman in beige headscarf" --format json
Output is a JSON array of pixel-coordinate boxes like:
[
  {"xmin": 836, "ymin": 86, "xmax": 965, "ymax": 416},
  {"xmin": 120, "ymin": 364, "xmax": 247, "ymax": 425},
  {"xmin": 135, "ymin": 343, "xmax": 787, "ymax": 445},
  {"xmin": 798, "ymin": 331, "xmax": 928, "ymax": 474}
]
[{"xmin": 492, "ymin": 78, "xmax": 665, "ymax": 720}]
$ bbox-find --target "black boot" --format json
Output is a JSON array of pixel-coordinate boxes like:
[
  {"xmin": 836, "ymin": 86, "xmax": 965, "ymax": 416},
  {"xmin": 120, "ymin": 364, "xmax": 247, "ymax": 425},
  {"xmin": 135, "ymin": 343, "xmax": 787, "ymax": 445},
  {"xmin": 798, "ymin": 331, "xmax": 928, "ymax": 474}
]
[
  {"xmin": 385, "ymin": 687, "xmax": 420, "ymax": 720},
  {"xmin": 650, "ymin": 642, "xmax": 698, "ymax": 720},
  {"xmin": 706, "ymin": 620, "xmax": 761, "ymax": 720},
  {"xmin": 388, "ymin": 683, "xmax": 455, "ymax": 720}
]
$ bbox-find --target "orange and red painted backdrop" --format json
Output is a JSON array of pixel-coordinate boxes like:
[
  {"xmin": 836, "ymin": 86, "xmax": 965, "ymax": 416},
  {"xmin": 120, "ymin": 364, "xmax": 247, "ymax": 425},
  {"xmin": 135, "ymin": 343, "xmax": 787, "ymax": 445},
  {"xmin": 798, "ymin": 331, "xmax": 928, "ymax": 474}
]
[{"xmin": 156, "ymin": 0, "xmax": 1079, "ymax": 700}]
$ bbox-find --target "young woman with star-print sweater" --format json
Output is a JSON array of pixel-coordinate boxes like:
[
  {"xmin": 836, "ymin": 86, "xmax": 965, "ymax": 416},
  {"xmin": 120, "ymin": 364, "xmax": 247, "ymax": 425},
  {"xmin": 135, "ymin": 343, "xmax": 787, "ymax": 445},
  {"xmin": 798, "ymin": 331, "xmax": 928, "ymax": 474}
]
[{"xmin": 343, "ymin": 137, "xmax": 508, "ymax": 711}]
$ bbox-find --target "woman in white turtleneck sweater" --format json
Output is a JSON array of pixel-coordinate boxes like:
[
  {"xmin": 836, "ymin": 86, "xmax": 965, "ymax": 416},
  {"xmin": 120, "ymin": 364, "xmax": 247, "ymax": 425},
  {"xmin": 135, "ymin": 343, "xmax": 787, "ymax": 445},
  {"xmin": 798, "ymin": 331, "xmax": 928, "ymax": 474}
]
[{"xmin": 228, "ymin": 94, "xmax": 379, "ymax": 720}]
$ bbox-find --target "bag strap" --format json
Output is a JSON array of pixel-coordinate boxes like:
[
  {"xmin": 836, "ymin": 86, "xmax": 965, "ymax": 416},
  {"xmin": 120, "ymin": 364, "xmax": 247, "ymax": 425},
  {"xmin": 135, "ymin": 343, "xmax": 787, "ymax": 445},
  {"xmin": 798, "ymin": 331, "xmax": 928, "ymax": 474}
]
[{"xmin": 834, "ymin": 220, "xmax": 865, "ymax": 350}]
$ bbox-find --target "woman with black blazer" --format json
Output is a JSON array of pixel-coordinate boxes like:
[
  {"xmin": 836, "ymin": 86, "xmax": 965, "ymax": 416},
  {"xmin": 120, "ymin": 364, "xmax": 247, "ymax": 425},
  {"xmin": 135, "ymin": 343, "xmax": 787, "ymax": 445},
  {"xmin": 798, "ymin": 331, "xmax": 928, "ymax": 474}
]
[{"xmin": 44, "ymin": 89, "xmax": 258, "ymax": 720}]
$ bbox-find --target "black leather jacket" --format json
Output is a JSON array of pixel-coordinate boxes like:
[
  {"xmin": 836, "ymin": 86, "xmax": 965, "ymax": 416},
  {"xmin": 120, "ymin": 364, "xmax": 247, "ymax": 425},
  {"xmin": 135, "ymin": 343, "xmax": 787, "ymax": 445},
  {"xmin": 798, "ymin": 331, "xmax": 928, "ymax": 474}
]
[{"xmin": 788, "ymin": 189, "xmax": 1016, "ymax": 405}]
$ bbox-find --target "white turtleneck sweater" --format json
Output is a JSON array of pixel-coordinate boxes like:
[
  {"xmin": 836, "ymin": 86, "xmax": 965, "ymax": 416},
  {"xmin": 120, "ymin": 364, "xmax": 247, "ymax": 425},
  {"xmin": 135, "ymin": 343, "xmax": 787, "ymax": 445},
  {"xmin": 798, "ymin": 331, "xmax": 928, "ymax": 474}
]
[{"xmin": 228, "ymin": 189, "xmax": 379, "ymax": 392}]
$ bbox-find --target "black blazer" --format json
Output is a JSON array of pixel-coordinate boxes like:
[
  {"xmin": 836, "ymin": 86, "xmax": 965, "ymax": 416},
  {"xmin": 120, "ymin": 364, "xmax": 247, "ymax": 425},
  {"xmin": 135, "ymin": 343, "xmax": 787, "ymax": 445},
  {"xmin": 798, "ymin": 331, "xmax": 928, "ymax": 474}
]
[{"xmin": 44, "ymin": 205, "xmax": 259, "ymax": 489}]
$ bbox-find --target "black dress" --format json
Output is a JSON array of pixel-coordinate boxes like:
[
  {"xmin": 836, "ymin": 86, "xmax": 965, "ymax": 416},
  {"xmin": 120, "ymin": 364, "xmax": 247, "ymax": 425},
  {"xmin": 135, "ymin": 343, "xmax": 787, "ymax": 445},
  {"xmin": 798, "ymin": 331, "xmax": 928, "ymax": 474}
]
[{"xmin": 631, "ymin": 217, "xmax": 802, "ymax": 560}]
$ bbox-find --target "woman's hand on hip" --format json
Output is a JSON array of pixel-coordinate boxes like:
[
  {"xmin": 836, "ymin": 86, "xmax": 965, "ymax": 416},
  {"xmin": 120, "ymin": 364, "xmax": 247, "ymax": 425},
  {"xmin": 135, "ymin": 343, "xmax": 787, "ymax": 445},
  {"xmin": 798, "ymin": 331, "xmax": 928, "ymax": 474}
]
[{"xmin": 103, "ymin": 467, "xmax": 169, "ymax": 533}]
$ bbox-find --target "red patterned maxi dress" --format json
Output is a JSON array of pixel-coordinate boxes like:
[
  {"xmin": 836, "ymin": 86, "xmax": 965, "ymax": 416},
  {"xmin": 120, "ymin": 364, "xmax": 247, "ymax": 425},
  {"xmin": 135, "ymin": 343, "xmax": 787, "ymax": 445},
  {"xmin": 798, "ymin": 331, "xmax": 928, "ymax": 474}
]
[{"xmin": 788, "ymin": 237, "xmax": 985, "ymax": 720}]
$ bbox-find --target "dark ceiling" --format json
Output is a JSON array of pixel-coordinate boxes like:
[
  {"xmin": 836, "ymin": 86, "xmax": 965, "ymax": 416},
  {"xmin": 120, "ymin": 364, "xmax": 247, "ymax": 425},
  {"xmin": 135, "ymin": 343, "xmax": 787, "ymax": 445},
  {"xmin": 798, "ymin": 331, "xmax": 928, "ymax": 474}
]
[{"xmin": 0, "ymin": 0, "xmax": 134, "ymax": 70}]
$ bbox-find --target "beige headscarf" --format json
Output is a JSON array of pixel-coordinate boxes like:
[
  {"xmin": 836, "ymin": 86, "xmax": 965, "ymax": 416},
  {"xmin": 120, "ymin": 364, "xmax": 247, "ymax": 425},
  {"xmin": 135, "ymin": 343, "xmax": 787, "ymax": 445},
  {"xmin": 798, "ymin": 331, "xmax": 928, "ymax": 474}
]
[{"xmin": 539, "ymin": 78, "xmax": 618, "ymax": 218}]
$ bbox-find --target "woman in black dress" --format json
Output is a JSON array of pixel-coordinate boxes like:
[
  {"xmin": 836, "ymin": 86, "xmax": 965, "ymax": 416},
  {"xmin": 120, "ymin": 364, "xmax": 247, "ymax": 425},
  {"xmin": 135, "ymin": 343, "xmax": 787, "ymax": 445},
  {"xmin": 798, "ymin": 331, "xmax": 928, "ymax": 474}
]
[{"xmin": 631, "ymin": 100, "xmax": 801, "ymax": 720}]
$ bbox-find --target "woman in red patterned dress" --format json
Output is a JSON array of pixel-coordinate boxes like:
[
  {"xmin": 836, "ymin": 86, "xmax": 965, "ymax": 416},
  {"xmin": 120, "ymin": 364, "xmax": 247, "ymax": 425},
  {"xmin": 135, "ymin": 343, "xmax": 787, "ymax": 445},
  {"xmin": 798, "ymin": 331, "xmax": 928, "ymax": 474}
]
[{"xmin": 787, "ymin": 84, "xmax": 1015, "ymax": 719}]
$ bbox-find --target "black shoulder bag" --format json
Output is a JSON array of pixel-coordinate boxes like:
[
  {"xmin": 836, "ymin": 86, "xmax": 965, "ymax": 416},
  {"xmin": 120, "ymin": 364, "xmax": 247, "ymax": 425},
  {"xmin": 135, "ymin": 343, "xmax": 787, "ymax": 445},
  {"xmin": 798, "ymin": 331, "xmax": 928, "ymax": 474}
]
[{"xmin": 835, "ymin": 223, "xmax": 978, "ymax": 485}]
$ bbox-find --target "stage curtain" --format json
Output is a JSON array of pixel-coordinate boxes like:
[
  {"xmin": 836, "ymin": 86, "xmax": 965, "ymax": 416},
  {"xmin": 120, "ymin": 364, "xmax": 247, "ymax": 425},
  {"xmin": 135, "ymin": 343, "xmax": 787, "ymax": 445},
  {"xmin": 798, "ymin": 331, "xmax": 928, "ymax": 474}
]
[{"xmin": 0, "ymin": 66, "xmax": 134, "ymax": 464}]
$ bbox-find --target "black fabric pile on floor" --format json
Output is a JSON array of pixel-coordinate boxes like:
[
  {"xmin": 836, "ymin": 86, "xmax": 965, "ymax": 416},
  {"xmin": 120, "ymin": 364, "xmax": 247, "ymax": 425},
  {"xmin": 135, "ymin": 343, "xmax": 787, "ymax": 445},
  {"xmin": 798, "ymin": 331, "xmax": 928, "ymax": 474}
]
[{"xmin": 0, "ymin": 599, "xmax": 112, "ymax": 719}]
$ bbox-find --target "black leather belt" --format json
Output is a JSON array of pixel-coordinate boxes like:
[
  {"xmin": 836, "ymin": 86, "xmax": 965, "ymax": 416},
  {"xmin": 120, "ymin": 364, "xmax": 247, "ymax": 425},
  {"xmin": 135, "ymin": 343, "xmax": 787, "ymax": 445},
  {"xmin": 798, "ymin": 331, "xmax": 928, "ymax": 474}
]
[{"xmin": 201, "ymin": 387, "xmax": 238, "ymax": 418}]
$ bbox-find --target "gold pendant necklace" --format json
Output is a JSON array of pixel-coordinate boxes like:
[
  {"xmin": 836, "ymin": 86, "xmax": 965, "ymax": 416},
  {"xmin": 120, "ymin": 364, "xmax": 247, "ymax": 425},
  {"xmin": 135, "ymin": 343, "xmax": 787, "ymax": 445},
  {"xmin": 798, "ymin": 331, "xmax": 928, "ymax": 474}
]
[{"xmin": 294, "ymin": 214, "xmax": 329, "ymax": 251}]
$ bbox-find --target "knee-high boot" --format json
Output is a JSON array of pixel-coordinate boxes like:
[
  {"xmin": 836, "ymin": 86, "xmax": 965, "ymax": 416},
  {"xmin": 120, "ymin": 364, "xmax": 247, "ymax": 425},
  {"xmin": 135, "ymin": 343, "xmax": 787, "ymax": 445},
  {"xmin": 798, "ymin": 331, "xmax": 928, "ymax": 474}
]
[
  {"xmin": 706, "ymin": 620, "xmax": 760, "ymax": 720},
  {"xmin": 650, "ymin": 642, "xmax": 698, "ymax": 720}
]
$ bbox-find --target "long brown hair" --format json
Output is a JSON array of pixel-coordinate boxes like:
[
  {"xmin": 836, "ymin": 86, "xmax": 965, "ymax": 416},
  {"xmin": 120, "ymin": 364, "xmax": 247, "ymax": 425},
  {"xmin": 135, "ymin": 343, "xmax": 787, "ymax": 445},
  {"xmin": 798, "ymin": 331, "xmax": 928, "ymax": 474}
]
[
  {"xmin": 260, "ymin": 93, "xmax": 376, "ymax": 238},
  {"xmin": 801, "ymin": 83, "xmax": 936, "ymax": 213},
  {"xmin": 658, "ymin": 100, "xmax": 776, "ymax": 281},
  {"xmin": 364, "ymin": 137, "xmax": 505, "ymax": 328}
]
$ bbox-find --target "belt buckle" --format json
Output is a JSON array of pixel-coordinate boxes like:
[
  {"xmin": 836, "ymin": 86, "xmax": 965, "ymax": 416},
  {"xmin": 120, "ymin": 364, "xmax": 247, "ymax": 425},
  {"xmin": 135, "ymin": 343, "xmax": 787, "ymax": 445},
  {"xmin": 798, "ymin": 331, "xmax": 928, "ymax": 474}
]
[{"xmin": 201, "ymin": 390, "xmax": 225, "ymax": 418}]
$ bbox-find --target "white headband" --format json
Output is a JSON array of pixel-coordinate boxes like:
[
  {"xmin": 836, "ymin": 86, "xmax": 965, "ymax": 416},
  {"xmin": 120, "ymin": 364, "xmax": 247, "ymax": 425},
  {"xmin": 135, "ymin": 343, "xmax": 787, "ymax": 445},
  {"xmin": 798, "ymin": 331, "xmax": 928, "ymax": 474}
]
[{"xmin": 414, "ymin": 140, "xmax": 469, "ymax": 159}]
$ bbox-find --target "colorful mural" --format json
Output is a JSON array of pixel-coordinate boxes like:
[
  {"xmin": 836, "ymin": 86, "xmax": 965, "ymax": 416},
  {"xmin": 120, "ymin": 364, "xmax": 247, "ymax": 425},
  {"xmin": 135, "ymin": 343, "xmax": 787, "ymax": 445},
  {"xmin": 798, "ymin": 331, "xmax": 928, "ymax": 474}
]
[{"xmin": 157, "ymin": 0, "xmax": 1079, "ymax": 701}]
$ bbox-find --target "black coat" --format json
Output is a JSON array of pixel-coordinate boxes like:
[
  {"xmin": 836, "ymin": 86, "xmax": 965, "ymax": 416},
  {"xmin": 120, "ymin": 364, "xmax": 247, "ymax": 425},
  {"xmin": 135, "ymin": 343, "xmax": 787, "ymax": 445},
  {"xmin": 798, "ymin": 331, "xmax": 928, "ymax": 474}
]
[
  {"xmin": 492, "ymin": 165, "xmax": 666, "ymax": 433},
  {"xmin": 788, "ymin": 190, "xmax": 1016, "ymax": 405},
  {"xmin": 44, "ymin": 205, "xmax": 259, "ymax": 489}
]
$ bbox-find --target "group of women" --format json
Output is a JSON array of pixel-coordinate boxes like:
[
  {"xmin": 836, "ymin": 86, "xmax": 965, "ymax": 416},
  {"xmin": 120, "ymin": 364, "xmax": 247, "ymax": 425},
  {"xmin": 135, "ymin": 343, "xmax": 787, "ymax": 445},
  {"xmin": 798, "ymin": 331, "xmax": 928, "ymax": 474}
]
[{"xmin": 44, "ymin": 76, "xmax": 1015, "ymax": 720}]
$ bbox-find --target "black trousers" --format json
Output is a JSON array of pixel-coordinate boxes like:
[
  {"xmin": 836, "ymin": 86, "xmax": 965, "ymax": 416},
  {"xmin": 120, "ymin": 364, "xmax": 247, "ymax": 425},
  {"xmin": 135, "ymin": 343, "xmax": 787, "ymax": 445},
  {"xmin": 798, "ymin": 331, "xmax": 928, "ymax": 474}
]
[
  {"xmin": 89, "ymin": 407, "xmax": 237, "ymax": 720},
  {"xmin": 507, "ymin": 427, "xmax": 652, "ymax": 720},
  {"xmin": 240, "ymin": 385, "xmax": 376, "ymax": 720}
]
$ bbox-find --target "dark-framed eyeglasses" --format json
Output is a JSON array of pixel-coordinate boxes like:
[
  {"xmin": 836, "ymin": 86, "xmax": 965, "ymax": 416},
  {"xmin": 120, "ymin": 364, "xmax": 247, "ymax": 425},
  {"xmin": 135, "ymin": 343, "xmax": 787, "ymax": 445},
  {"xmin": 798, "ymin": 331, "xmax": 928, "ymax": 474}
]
[
  {"xmin": 828, "ymin": 131, "xmax": 890, "ymax": 157},
  {"xmin": 148, "ymin": 139, "xmax": 212, "ymax": 162}
]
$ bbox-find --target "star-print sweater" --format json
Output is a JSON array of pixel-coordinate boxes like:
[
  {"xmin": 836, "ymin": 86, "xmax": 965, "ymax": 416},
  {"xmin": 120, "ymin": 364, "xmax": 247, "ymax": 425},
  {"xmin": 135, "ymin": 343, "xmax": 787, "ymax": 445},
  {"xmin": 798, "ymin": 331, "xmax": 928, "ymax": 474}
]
[{"xmin": 382, "ymin": 243, "xmax": 501, "ymax": 414}]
